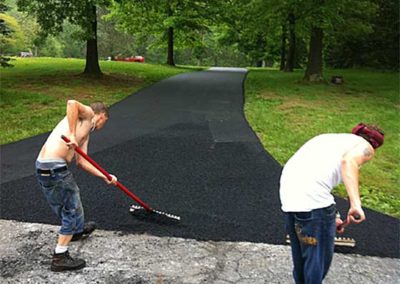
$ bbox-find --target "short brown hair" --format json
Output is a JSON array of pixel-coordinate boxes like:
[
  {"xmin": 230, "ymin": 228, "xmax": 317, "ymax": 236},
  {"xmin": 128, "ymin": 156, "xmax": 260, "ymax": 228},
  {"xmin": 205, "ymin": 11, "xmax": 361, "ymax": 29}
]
[{"xmin": 90, "ymin": 102, "xmax": 109, "ymax": 118}]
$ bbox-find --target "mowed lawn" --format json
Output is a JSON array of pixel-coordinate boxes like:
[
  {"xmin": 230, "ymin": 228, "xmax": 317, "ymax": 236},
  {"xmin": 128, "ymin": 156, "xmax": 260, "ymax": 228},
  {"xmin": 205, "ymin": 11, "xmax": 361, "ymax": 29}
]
[
  {"xmin": 244, "ymin": 68, "xmax": 399, "ymax": 217},
  {"xmin": 1, "ymin": 58, "xmax": 399, "ymax": 217},
  {"xmin": 0, "ymin": 57, "xmax": 193, "ymax": 144}
]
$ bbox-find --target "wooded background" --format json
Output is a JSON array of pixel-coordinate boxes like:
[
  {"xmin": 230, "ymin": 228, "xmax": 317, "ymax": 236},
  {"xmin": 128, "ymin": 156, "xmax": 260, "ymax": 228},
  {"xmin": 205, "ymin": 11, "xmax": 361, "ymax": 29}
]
[{"xmin": 1, "ymin": 0, "xmax": 399, "ymax": 79}]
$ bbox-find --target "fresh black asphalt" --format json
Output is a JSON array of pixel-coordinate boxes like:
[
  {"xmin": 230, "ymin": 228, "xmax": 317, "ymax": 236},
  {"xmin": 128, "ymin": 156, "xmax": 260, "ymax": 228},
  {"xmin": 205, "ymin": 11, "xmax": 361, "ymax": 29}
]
[{"xmin": 1, "ymin": 68, "xmax": 399, "ymax": 258}]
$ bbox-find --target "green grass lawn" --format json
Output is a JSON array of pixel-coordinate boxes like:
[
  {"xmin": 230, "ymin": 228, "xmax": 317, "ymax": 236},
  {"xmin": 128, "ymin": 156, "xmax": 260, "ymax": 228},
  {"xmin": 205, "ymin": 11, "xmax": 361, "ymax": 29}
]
[
  {"xmin": 1, "ymin": 58, "xmax": 398, "ymax": 217},
  {"xmin": 244, "ymin": 68, "xmax": 399, "ymax": 217},
  {"xmin": 0, "ymin": 57, "xmax": 195, "ymax": 144}
]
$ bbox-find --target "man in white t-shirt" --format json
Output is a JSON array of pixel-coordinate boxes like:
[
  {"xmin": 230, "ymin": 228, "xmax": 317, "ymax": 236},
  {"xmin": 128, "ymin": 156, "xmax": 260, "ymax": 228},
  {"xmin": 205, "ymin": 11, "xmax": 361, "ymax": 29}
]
[{"xmin": 280, "ymin": 123, "xmax": 384, "ymax": 284}]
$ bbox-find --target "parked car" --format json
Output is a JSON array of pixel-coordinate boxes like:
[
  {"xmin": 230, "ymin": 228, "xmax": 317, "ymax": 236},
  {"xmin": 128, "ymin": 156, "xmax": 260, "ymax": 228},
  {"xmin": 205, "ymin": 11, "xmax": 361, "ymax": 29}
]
[
  {"xmin": 20, "ymin": 51, "xmax": 33, "ymax": 57},
  {"xmin": 113, "ymin": 55, "xmax": 145, "ymax": 63}
]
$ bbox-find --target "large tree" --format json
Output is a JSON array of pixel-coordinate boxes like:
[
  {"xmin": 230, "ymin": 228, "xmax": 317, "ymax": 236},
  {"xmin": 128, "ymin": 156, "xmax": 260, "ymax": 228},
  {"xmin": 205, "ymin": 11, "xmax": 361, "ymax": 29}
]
[
  {"xmin": 110, "ymin": 0, "xmax": 219, "ymax": 66},
  {"xmin": 283, "ymin": 11, "xmax": 296, "ymax": 72},
  {"xmin": 272, "ymin": 0, "xmax": 299, "ymax": 72},
  {"xmin": 302, "ymin": 0, "xmax": 376, "ymax": 82},
  {"xmin": 16, "ymin": 0, "xmax": 110, "ymax": 76}
]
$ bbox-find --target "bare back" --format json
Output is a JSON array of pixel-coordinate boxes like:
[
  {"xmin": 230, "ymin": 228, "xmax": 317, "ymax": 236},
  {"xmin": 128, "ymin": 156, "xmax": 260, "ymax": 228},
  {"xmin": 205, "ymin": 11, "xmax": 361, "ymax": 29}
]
[{"xmin": 37, "ymin": 116, "xmax": 94, "ymax": 163}]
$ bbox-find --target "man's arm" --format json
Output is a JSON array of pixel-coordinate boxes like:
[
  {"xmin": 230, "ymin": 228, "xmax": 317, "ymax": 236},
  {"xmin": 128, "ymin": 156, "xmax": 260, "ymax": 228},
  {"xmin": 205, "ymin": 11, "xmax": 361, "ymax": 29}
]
[
  {"xmin": 66, "ymin": 100, "xmax": 94, "ymax": 147},
  {"xmin": 341, "ymin": 141, "xmax": 375, "ymax": 224},
  {"xmin": 76, "ymin": 138, "xmax": 117, "ymax": 185}
]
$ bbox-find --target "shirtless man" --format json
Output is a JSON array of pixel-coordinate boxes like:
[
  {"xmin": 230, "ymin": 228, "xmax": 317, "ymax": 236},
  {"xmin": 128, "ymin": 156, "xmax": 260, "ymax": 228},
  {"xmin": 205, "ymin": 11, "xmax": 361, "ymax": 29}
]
[
  {"xmin": 280, "ymin": 123, "xmax": 384, "ymax": 284},
  {"xmin": 35, "ymin": 100, "xmax": 117, "ymax": 272}
]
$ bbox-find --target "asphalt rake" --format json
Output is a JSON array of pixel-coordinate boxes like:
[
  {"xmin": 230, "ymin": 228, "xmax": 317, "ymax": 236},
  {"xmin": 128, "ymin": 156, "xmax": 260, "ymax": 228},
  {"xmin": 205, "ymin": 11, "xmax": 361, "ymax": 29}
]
[{"xmin": 61, "ymin": 135, "xmax": 181, "ymax": 223}]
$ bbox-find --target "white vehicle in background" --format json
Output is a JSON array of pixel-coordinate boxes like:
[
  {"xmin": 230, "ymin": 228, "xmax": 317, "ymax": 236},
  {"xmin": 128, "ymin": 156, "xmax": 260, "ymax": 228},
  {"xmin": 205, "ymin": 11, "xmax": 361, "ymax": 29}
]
[{"xmin": 19, "ymin": 51, "xmax": 33, "ymax": 57}]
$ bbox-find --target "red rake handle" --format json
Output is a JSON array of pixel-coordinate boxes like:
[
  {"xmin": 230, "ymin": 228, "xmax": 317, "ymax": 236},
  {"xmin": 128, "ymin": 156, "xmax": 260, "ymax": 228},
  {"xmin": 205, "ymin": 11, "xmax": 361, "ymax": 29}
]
[{"xmin": 61, "ymin": 135, "xmax": 152, "ymax": 211}]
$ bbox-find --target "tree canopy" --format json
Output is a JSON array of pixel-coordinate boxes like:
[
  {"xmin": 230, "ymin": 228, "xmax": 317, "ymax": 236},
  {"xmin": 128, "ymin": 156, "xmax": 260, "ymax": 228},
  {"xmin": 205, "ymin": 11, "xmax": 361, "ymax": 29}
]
[{"xmin": 1, "ymin": 0, "xmax": 397, "ymax": 76}]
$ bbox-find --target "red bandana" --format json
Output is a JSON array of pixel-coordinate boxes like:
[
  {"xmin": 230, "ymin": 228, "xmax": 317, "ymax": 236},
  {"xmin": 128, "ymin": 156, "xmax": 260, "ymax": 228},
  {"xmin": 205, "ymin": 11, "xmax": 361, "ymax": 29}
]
[{"xmin": 352, "ymin": 123, "xmax": 384, "ymax": 149}]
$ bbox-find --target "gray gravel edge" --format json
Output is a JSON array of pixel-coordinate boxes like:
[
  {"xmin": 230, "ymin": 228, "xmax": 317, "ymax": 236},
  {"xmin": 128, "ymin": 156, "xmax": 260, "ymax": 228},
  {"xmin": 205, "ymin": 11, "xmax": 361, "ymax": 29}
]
[{"xmin": 1, "ymin": 220, "xmax": 398, "ymax": 284}]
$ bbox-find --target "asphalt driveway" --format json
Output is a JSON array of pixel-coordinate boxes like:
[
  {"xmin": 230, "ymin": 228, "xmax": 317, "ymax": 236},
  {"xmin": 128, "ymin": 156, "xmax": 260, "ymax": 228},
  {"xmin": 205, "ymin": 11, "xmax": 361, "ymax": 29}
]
[{"xmin": 1, "ymin": 68, "xmax": 398, "ymax": 258}]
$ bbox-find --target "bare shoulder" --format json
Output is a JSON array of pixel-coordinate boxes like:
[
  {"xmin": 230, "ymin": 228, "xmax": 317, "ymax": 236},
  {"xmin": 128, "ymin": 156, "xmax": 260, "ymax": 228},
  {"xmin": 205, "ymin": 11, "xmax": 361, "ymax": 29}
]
[
  {"xmin": 362, "ymin": 144, "xmax": 374, "ymax": 159},
  {"xmin": 68, "ymin": 100, "xmax": 94, "ymax": 120},
  {"xmin": 343, "ymin": 139, "xmax": 375, "ymax": 165}
]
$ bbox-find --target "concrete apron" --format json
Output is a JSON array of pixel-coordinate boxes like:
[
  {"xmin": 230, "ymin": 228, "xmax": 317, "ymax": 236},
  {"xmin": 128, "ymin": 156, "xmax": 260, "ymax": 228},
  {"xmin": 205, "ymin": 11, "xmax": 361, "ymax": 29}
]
[{"xmin": 0, "ymin": 219, "xmax": 398, "ymax": 284}]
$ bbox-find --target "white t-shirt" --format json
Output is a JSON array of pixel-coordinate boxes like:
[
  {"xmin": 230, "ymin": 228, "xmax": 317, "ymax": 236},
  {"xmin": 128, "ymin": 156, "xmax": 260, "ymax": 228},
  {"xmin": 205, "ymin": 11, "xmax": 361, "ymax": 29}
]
[{"xmin": 279, "ymin": 133, "xmax": 365, "ymax": 212}]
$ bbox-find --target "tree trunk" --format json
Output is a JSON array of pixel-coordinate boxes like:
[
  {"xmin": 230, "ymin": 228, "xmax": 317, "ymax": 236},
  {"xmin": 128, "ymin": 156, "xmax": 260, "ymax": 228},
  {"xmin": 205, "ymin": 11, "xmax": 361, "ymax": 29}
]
[
  {"xmin": 167, "ymin": 26, "xmax": 175, "ymax": 66},
  {"xmin": 304, "ymin": 26, "xmax": 324, "ymax": 82},
  {"xmin": 256, "ymin": 60, "xmax": 263, "ymax": 67},
  {"xmin": 280, "ymin": 24, "xmax": 287, "ymax": 71},
  {"xmin": 83, "ymin": 5, "xmax": 102, "ymax": 76},
  {"xmin": 255, "ymin": 34, "xmax": 265, "ymax": 68},
  {"xmin": 284, "ymin": 12, "xmax": 296, "ymax": 72}
]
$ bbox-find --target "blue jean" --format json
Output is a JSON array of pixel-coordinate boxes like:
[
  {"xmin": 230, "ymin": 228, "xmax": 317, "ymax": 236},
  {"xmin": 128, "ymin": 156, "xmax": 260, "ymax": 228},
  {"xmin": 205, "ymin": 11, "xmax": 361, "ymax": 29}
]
[
  {"xmin": 285, "ymin": 204, "xmax": 336, "ymax": 284},
  {"xmin": 36, "ymin": 169, "xmax": 84, "ymax": 235}
]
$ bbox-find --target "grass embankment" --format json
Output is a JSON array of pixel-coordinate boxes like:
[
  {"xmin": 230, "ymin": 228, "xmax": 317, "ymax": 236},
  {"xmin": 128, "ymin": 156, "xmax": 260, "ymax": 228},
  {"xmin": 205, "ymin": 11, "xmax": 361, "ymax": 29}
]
[
  {"xmin": 0, "ymin": 57, "xmax": 194, "ymax": 144},
  {"xmin": 244, "ymin": 69, "xmax": 399, "ymax": 217}
]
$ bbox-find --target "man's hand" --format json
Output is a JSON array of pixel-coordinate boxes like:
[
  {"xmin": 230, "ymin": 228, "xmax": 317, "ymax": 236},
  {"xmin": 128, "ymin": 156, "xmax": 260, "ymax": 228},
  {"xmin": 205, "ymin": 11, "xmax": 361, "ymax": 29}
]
[
  {"xmin": 66, "ymin": 135, "xmax": 78, "ymax": 149},
  {"xmin": 105, "ymin": 174, "xmax": 118, "ymax": 186},
  {"xmin": 336, "ymin": 218, "xmax": 345, "ymax": 234},
  {"xmin": 347, "ymin": 207, "xmax": 365, "ymax": 224},
  {"xmin": 336, "ymin": 208, "xmax": 364, "ymax": 234}
]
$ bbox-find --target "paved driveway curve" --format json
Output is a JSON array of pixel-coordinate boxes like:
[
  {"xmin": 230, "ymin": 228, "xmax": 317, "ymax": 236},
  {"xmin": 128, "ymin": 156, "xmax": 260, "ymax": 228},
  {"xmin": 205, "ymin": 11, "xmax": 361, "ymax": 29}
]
[{"xmin": 1, "ymin": 68, "xmax": 398, "ymax": 258}]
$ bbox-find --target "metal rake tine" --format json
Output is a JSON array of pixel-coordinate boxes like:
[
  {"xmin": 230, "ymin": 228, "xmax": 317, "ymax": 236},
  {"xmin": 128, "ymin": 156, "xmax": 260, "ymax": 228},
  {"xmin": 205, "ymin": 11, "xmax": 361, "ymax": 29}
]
[
  {"xmin": 152, "ymin": 209, "xmax": 181, "ymax": 221},
  {"xmin": 285, "ymin": 234, "xmax": 356, "ymax": 247},
  {"xmin": 152, "ymin": 210, "xmax": 181, "ymax": 221},
  {"xmin": 334, "ymin": 236, "xmax": 356, "ymax": 247},
  {"xmin": 130, "ymin": 205, "xmax": 181, "ymax": 221}
]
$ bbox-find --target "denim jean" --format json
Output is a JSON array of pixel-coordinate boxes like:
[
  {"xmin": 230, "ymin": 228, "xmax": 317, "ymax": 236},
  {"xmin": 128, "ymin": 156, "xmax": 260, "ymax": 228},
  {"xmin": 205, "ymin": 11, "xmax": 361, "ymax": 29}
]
[
  {"xmin": 285, "ymin": 204, "xmax": 337, "ymax": 284},
  {"xmin": 36, "ymin": 168, "xmax": 84, "ymax": 235}
]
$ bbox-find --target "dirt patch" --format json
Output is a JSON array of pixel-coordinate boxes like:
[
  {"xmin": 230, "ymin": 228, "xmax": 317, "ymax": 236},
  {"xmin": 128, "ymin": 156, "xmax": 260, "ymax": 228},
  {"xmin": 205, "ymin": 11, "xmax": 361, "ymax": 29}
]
[
  {"xmin": 259, "ymin": 90, "xmax": 357, "ymax": 113},
  {"xmin": 40, "ymin": 73, "xmax": 143, "ymax": 87}
]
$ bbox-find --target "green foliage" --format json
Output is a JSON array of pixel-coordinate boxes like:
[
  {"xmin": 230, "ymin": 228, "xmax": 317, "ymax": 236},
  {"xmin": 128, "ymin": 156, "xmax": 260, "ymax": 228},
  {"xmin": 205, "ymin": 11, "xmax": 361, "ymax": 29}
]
[
  {"xmin": 0, "ymin": 0, "xmax": 396, "ymax": 69},
  {"xmin": 0, "ymin": 0, "xmax": 15, "ymax": 67},
  {"xmin": 325, "ymin": 0, "xmax": 399, "ymax": 69},
  {"xmin": 16, "ymin": 0, "xmax": 108, "ymax": 39},
  {"xmin": 97, "ymin": 7, "xmax": 140, "ymax": 59},
  {"xmin": 217, "ymin": 0, "xmax": 272, "ymax": 65},
  {"xmin": 244, "ymin": 68, "xmax": 400, "ymax": 217},
  {"xmin": 108, "ymin": 0, "xmax": 221, "ymax": 63},
  {"xmin": 37, "ymin": 36, "xmax": 64, "ymax": 57},
  {"xmin": 57, "ymin": 23, "xmax": 86, "ymax": 58}
]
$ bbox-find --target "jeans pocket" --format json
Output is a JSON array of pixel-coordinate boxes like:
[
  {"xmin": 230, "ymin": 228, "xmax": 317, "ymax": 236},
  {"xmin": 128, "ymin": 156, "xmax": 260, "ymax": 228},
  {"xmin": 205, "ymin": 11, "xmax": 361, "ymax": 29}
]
[
  {"xmin": 37, "ymin": 175, "xmax": 56, "ymax": 191},
  {"xmin": 294, "ymin": 212, "xmax": 318, "ymax": 246},
  {"xmin": 62, "ymin": 173, "xmax": 79, "ymax": 193},
  {"xmin": 325, "ymin": 204, "xmax": 337, "ymax": 218},
  {"xmin": 294, "ymin": 211, "xmax": 312, "ymax": 221}
]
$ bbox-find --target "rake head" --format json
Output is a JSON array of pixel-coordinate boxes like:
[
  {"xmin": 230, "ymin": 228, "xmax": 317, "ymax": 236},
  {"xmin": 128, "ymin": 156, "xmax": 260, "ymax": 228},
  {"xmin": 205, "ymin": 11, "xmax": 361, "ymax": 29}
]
[
  {"xmin": 285, "ymin": 234, "xmax": 356, "ymax": 247},
  {"xmin": 129, "ymin": 205, "xmax": 181, "ymax": 224},
  {"xmin": 333, "ymin": 236, "xmax": 356, "ymax": 247}
]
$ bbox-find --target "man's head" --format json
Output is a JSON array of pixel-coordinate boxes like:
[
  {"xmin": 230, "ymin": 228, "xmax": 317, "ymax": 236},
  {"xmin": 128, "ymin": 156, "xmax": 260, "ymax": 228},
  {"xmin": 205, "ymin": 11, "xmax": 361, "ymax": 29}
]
[
  {"xmin": 352, "ymin": 123, "xmax": 384, "ymax": 149},
  {"xmin": 90, "ymin": 102, "xmax": 109, "ymax": 130}
]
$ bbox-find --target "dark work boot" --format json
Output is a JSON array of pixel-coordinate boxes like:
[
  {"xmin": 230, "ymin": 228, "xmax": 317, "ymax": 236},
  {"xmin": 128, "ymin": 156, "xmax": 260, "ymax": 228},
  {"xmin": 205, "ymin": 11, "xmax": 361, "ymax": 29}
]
[
  {"xmin": 50, "ymin": 251, "xmax": 86, "ymax": 272},
  {"xmin": 71, "ymin": 221, "xmax": 97, "ymax": 242}
]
